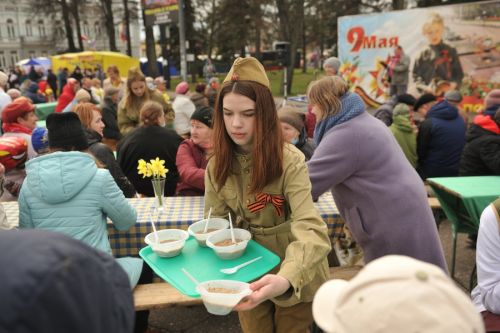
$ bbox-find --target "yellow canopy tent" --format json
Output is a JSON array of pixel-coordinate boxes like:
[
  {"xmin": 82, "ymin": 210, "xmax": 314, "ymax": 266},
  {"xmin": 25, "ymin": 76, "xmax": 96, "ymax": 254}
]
[{"xmin": 51, "ymin": 51, "xmax": 139, "ymax": 77}]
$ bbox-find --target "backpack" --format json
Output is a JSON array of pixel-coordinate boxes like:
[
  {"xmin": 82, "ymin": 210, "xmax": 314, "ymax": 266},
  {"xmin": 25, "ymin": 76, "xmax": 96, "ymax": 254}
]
[{"xmin": 0, "ymin": 136, "xmax": 28, "ymax": 170}]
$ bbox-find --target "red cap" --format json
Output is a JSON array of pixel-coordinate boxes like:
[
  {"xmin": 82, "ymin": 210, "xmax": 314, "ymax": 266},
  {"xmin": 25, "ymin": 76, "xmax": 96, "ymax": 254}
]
[{"xmin": 1, "ymin": 97, "xmax": 36, "ymax": 124}]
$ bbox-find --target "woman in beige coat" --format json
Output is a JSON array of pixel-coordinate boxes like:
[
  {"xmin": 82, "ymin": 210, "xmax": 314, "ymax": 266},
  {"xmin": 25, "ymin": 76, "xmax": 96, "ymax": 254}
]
[{"xmin": 204, "ymin": 57, "xmax": 330, "ymax": 333}]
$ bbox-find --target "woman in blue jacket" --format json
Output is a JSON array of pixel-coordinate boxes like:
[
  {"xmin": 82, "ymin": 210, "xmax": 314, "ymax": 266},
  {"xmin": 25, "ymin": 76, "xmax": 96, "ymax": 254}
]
[{"xmin": 18, "ymin": 112, "xmax": 142, "ymax": 289}]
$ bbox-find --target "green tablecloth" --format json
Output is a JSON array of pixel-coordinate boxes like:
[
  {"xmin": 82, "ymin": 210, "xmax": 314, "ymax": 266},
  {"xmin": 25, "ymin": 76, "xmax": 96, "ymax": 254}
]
[
  {"xmin": 35, "ymin": 102, "xmax": 57, "ymax": 120},
  {"xmin": 427, "ymin": 176, "xmax": 500, "ymax": 231},
  {"xmin": 36, "ymin": 120, "xmax": 46, "ymax": 128}
]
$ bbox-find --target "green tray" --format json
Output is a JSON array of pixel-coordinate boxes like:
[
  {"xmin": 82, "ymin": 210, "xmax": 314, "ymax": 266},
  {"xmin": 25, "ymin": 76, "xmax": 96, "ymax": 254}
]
[{"xmin": 139, "ymin": 238, "xmax": 281, "ymax": 298}]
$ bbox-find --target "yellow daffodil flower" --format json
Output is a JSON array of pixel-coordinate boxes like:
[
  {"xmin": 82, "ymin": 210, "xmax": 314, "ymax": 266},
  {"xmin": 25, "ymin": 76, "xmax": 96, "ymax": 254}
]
[
  {"xmin": 137, "ymin": 157, "xmax": 168, "ymax": 179},
  {"xmin": 137, "ymin": 159, "xmax": 149, "ymax": 178}
]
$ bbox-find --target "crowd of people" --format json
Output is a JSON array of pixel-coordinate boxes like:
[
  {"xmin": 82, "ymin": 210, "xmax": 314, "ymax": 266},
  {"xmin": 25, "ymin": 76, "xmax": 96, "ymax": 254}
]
[{"xmin": 0, "ymin": 52, "xmax": 498, "ymax": 333}]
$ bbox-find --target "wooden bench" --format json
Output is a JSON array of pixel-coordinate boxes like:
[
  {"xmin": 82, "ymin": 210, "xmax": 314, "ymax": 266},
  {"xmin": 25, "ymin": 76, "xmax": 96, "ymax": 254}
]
[
  {"xmin": 428, "ymin": 197, "xmax": 441, "ymax": 210},
  {"xmin": 133, "ymin": 265, "xmax": 362, "ymax": 311}
]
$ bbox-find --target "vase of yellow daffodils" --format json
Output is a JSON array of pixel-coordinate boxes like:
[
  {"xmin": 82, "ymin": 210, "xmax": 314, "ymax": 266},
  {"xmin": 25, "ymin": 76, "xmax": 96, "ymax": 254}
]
[{"xmin": 137, "ymin": 157, "xmax": 169, "ymax": 210}]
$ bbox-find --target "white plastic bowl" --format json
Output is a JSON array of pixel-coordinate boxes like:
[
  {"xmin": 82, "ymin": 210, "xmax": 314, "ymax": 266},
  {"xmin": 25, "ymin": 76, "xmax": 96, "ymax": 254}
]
[
  {"xmin": 144, "ymin": 229, "xmax": 189, "ymax": 258},
  {"xmin": 187, "ymin": 218, "xmax": 229, "ymax": 247},
  {"xmin": 206, "ymin": 228, "xmax": 251, "ymax": 260},
  {"xmin": 196, "ymin": 280, "xmax": 252, "ymax": 315}
]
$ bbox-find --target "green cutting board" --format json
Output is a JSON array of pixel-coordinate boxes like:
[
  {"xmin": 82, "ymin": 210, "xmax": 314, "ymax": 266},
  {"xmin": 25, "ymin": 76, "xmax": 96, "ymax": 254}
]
[{"xmin": 139, "ymin": 238, "xmax": 281, "ymax": 297}]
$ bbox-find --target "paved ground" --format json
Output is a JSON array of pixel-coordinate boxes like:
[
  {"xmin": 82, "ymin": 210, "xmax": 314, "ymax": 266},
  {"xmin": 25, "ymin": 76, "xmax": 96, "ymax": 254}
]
[{"xmin": 147, "ymin": 218, "xmax": 477, "ymax": 332}]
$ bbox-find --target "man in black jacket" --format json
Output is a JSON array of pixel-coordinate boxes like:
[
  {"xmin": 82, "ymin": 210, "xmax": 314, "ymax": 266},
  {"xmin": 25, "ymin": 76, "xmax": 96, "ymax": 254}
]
[
  {"xmin": 416, "ymin": 98, "xmax": 466, "ymax": 179},
  {"xmin": 460, "ymin": 109, "xmax": 500, "ymax": 176}
]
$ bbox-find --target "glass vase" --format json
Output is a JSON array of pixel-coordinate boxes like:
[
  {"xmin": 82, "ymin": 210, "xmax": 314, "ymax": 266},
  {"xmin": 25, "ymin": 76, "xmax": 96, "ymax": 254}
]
[{"xmin": 151, "ymin": 177, "xmax": 166, "ymax": 211}]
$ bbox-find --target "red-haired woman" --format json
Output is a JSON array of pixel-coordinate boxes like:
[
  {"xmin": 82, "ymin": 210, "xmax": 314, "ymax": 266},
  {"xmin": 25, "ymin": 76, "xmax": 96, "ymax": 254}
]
[
  {"xmin": 74, "ymin": 103, "xmax": 136, "ymax": 198},
  {"xmin": 117, "ymin": 68, "xmax": 174, "ymax": 135},
  {"xmin": 204, "ymin": 57, "xmax": 330, "ymax": 333}
]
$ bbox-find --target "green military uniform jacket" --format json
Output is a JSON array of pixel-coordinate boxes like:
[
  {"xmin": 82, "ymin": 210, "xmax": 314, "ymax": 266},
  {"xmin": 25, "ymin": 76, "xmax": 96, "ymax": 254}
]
[
  {"xmin": 117, "ymin": 90, "xmax": 175, "ymax": 135},
  {"xmin": 205, "ymin": 143, "xmax": 331, "ymax": 307}
]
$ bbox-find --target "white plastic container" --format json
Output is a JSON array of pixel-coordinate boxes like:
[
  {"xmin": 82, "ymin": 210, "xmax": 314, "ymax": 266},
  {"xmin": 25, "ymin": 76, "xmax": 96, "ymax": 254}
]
[
  {"xmin": 187, "ymin": 218, "xmax": 229, "ymax": 247},
  {"xmin": 206, "ymin": 228, "xmax": 251, "ymax": 260},
  {"xmin": 144, "ymin": 229, "xmax": 189, "ymax": 258},
  {"xmin": 196, "ymin": 280, "xmax": 252, "ymax": 315}
]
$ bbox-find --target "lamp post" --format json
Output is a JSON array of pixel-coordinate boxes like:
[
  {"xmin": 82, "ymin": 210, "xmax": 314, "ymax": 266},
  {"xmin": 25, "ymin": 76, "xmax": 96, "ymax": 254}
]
[{"xmin": 178, "ymin": 0, "xmax": 188, "ymax": 81}]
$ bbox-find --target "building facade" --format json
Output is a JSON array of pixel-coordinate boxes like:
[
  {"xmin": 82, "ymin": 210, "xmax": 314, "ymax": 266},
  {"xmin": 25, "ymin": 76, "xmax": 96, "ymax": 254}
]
[{"xmin": 0, "ymin": 0, "xmax": 141, "ymax": 70}]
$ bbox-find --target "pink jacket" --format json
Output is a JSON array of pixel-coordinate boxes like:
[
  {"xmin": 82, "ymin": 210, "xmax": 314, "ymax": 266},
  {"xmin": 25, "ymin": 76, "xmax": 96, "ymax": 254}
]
[{"xmin": 175, "ymin": 139, "xmax": 208, "ymax": 196}]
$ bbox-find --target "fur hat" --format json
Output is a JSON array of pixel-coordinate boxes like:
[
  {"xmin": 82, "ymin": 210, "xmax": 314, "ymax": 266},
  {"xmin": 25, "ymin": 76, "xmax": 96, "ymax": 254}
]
[
  {"xmin": 393, "ymin": 103, "xmax": 410, "ymax": 117},
  {"xmin": 75, "ymin": 89, "xmax": 91, "ymax": 103},
  {"xmin": 1, "ymin": 98, "xmax": 36, "ymax": 124},
  {"xmin": 223, "ymin": 57, "xmax": 270, "ymax": 88},
  {"xmin": 444, "ymin": 90, "xmax": 462, "ymax": 103},
  {"xmin": 414, "ymin": 93, "xmax": 437, "ymax": 111},
  {"xmin": 278, "ymin": 107, "xmax": 305, "ymax": 132},
  {"xmin": 0, "ymin": 71, "xmax": 7, "ymax": 87},
  {"xmin": 46, "ymin": 112, "xmax": 88, "ymax": 151},
  {"xmin": 175, "ymin": 81, "xmax": 190, "ymax": 95},
  {"xmin": 31, "ymin": 127, "xmax": 50, "ymax": 154},
  {"xmin": 190, "ymin": 106, "xmax": 214, "ymax": 128},
  {"xmin": 396, "ymin": 93, "xmax": 416, "ymax": 107},
  {"xmin": 323, "ymin": 57, "xmax": 341, "ymax": 73},
  {"xmin": 485, "ymin": 89, "xmax": 500, "ymax": 109}
]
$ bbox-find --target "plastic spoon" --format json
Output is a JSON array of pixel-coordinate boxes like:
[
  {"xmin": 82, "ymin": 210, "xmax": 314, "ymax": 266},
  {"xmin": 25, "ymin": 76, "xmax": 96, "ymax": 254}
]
[
  {"xmin": 148, "ymin": 209, "xmax": 159, "ymax": 244},
  {"xmin": 220, "ymin": 256, "xmax": 263, "ymax": 275},
  {"xmin": 228, "ymin": 213, "xmax": 236, "ymax": 244},
  {"xmin": 181, "ymin": 268, "xmax": 200, "ymax": 286},
  {"xmin": 203, "ymin": 207, "xmax": 213, "ymax": 233}
]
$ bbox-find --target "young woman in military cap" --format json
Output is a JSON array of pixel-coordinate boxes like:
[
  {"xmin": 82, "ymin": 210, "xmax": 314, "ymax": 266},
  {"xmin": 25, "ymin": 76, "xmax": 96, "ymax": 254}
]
[{"xmin": 204, "ymin": 57, "xmax": 330, "ymax": 333}]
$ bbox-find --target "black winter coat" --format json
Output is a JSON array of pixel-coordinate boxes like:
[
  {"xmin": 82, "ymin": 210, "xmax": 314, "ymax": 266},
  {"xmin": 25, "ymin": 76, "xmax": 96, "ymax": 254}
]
[
  {"xmin": 117, "ymin": 125, "xmax": 183, "ymax": 197},
  {"xmin": 101, "ymin": 98, "xmax": 122, "ymax": 140},
  {"xmin": 459, "ymin": 116, "xmax": 500, "ymax": 176},
  {"xmin": 85, "ymin": 129, "xmax": 136, "ymax": 198}
]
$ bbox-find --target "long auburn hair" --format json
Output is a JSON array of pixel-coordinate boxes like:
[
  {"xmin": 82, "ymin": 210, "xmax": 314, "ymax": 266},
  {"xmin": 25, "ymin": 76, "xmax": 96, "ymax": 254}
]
[
  {"xmin": 123, "ymin": 67, "xmax": 152, "ymax": 110},
  {"xmin": 212, "ymin": 80, "xmax": 284, "ymax": 194}
]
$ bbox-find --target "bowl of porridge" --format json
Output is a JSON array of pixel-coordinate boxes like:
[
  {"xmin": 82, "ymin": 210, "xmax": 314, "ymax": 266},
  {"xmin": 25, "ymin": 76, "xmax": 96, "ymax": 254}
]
[
  {"xmin": 188, "ymin": 218, "xmax": 229, "ymax": 247},
  {"xmin": 206, "ymin": 228, "xmax": 251, "ymax": 260},
  {"xmin": 196, "ymin": 280, "xmax": 252, "ymax": 315},
  {"xmin": 144, "ymin": 229, "xmax": 189, "ymax": 258}
]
